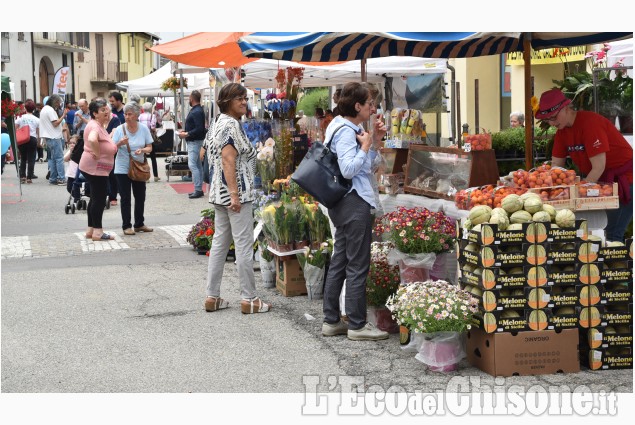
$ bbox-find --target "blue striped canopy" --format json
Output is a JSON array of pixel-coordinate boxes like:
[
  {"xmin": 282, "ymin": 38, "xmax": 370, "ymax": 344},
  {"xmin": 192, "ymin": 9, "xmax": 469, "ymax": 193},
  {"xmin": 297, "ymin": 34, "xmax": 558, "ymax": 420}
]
[{"xmin": 238, "ymin": 32, "xmax": 632, "ymax": 62}]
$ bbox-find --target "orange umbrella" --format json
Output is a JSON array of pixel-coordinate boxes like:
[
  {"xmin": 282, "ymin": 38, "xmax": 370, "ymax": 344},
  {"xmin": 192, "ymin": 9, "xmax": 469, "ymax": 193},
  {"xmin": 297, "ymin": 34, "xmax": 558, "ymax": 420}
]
[{"xmin": 149, "ymin": 32, "xmax": 257, "ymax": 68}]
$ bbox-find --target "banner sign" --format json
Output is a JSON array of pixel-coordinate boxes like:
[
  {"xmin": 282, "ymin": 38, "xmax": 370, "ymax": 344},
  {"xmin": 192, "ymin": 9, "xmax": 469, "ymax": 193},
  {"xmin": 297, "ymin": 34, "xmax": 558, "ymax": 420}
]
[
  {"xmin": 506, "ymin": 46, "xmax": 587, "ymax": 65},
  {"xmin": 52, "ymin": 66, "xmax": 70, "ymax": 104}
]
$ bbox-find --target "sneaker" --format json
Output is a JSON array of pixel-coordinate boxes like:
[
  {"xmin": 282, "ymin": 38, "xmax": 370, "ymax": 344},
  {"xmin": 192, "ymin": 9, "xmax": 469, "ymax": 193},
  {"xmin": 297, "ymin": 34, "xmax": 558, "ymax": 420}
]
[
  {"xmin": 57, "ymin": 179, "xmax": 66, "ymax": 186},
  {"xmin": 322, "ymin": 320, "xmax": 349, "ymax": 337},
  {"xmin": 31, "ymin": 175, "xmax": 38, "ymax": 179},
  {"xmin": 20, "ymin": 177, "xmax": 26, "ymax": 184},
  {"xmin": 347, "ymin": 323, "xmax": 389, "ymax": 341},
  {"xmin": 154, "ymin": 176, "xmax": 161, "ymax": 182},
  {"xmin": 26, "ymin": 179, "xmax": 32, "ymax": 184},
  {"xmin": 133, "ymin": 225, "xmax": 153, "ymax": 233}
]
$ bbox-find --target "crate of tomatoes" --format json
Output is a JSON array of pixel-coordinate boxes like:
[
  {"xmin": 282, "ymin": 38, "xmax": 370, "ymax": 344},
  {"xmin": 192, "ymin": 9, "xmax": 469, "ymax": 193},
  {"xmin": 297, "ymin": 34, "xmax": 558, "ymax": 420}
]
[
  {"xmin": 455, "ymin": 184, "xmax": 496, "ymax": 210},
  {"xmin": 512, "ymin": 164, "xmax": 578, "ymax": 190},
  {"xmin": 463, "ymin": 132, "xmax": 492, "ymax": 151}
]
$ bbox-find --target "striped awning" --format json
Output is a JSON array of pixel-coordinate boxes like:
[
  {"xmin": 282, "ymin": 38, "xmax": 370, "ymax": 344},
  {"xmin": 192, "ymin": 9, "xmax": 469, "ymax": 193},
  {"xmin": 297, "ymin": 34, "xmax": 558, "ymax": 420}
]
[{"xmin": 238, "ymin": 32, "xmax": 633, "ymax": 62}]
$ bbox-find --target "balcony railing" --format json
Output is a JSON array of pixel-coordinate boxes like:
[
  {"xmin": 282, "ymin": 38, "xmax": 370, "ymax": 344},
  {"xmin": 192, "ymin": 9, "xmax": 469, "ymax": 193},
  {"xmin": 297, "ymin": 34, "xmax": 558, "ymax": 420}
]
[
  {"xmin": 89, "ymin": 60, "xmax": 119, "ymax": 83},
  {"xmin": 32, "ymin": 32, "xmax": 89, "ymax": 53},
  {"xmin": 118, "ymin": 62, "xmax": 128, "ymax": 83},
  {"xmin": 1, "ymin": 33, "xmax": 9, "ymax": 62}
]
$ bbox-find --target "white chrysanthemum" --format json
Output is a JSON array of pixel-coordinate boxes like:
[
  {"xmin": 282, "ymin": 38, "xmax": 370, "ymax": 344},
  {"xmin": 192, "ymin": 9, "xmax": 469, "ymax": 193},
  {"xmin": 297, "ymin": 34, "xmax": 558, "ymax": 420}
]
[{"xmin": 265, "ymin": 137, "xmax": 276, "ymax": 147}]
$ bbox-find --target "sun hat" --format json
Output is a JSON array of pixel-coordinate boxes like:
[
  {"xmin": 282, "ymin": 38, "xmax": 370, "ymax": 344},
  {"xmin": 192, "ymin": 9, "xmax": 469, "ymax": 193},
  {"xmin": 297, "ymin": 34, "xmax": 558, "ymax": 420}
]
[{"xmin": 535, "ymin": 89, "xmax": 572, "ymax": 120}]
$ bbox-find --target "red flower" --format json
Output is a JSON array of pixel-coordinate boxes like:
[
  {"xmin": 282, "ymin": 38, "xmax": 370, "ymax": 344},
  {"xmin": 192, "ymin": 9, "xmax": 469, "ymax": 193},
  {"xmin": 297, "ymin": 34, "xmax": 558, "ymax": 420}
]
[{"xmin": 205, "ymin": 228, "xmax": 213, "ymax": 236}]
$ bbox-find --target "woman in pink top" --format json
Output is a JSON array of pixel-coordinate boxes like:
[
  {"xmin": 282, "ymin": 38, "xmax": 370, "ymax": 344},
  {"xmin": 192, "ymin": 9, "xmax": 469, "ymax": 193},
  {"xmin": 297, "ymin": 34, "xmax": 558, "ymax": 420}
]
[{"xmin": 79, "ymin": 98, "xmax": 118, "ymax": 241}]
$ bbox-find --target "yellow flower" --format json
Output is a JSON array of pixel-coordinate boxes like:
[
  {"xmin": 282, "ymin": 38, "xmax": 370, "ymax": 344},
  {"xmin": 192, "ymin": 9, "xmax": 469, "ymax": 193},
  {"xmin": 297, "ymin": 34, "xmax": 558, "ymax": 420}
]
[{"xmin": 531, "ymin": 96, "xmax": 540, "ymax": 115}]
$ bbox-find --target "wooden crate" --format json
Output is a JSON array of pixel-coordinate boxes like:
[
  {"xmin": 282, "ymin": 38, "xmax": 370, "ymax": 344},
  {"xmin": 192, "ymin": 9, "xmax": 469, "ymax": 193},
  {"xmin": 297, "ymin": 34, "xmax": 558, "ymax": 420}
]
[{"xmin": 575, "ymin": 196, "xmax": 620, "ymax": 211}]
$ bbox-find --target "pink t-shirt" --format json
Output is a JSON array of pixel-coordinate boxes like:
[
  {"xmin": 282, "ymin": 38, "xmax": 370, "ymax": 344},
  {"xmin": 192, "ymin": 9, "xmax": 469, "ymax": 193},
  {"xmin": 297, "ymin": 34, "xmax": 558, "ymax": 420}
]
[{"xmin": 79, "ymin": 120, "xmax": 117, "ymax": 176}]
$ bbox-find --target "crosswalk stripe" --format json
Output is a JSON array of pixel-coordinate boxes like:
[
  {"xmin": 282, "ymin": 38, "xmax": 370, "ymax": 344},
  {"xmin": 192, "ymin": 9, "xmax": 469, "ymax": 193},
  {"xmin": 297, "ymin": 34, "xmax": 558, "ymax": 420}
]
[{"xmin": 158, "ymin": 225, "xmax": 191, "ymax": 247}]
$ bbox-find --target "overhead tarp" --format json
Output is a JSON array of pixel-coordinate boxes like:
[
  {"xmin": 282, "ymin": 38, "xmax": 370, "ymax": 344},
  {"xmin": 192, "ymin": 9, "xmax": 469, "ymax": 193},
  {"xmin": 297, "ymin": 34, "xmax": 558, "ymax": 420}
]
[
  {"xmin": 149, "ymin": 32, "xmax": 256, "ymax": 68},
  {"xmin": 238, "ymin": 32, "xmax": 633, "ymax": 62},
  {"xmin": 239, "ymin": 57, "xmax": 447, "ymax": 90},
  {"xmin": 116, "ymin": 63, "xmax": 210, "ymax": 97}
]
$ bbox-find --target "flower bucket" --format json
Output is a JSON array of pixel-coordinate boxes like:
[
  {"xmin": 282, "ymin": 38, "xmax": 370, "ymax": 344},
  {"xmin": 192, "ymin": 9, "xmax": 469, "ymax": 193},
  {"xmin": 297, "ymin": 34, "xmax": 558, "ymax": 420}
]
[
  {"xmin": 388, "ymin": 250, "xmax": 436, "ymax": 285},
  {"xmin": 304, "ymin": 263, "xmax": 325, "ymax": 300},
  {"xmin": 259, "ymin": 256, "xmax": 276, "ymax": 288},
  {"xmin": 415, "ymin": 331, "xmax": 465, "ymax": 372},
  {"xmin": 397, "ymin": 260, "xmax": 430, "ymax": 284},
  {"xmin": 367, "ymin": 306, "xmax": 399, "ymax": 334},
  {"xmin": 294, "ymin": 240, "xmax": 309, "ymax": 250},
  {"xmin": 429, "ymin": 252, "xmax": 458, "ymax": 284},
  {"xmin": 277, "ymin": 243, "xmax": 294, "ymax": 252}
]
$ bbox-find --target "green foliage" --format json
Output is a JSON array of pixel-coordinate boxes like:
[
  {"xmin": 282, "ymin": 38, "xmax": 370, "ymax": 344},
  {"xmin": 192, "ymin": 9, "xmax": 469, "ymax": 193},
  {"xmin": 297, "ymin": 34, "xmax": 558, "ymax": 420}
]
[
  {"xmin": 297, "ymin": 88, "xmax": 330, "ymax": 115},
  {"xmin": 552, "ymin": 71, "xmax": 595, "ymax": 111}
]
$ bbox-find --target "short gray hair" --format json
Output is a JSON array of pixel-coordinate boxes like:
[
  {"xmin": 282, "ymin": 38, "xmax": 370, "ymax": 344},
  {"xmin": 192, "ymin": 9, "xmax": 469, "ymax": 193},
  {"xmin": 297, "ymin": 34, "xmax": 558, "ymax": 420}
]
[
  {"xmin": 123, "ymin": 101, "xmax": 141, "ymax": 116},
  {"xmin": 129, "ymin": 94, "xmax": 141, "ymax": 104},
  {"xmin": 510, "ymin": 111, "xmax": 525, "ymax": 124},
  {"xmin": 143, "ymin": 102, "xmax": 153, "ymax": 112}
]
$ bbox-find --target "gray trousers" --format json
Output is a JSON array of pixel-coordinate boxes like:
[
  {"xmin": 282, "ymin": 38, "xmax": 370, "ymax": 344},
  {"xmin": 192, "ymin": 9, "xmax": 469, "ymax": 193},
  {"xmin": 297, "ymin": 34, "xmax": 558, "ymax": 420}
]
[
  {"xmin": 205, "ymin": 202, "xmax": 256, "ymax": 299},
  {"xmin": 323, "ymin": 191, "xmax": 373, "ymax": 330}
]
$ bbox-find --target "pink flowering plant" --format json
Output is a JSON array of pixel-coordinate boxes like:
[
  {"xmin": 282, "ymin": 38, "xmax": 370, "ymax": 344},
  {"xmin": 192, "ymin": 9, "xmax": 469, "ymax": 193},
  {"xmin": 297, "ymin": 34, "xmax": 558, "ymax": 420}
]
[
  {"xmin": 374, "ymin": 207, "xmax": 456, "ymax": 254},
  {"xmin": 385, "ymin": 280, "xmax": 479, "ymax": 333},
  {"xmin": 366, "ymin": 242, "xmax": 401, "ymax": 307}
]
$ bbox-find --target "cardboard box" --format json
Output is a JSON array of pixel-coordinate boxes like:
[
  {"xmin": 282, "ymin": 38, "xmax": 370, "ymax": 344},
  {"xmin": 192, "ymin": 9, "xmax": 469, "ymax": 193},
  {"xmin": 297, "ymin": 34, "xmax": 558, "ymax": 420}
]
[
  {"xmin": 466, "ymin": 327, "xmax": 580, "ymax": 376},
  {"xmin": 578, "ymin": 304, "xmax": 633, "ymax": 329},
  {"xmin": 275, "ymin": 256, "xmax": 307, "ymax": 297},
  {"xmin": 459, "ymin": 241, "xmax": 530, "ymax": 269},
  {"xmin": 473, "ymin": 308, "xmax": 528, "ymax": 333},
  {"xmin": 580, "ymin": 325, "xmax": 633, "ymax": 350},
  {"xmin": 599, "ymin": 239, "xmax": 632, "ymax": 262},
  {"xmin": 580, "ymin": 346, "xmax": 633, "ymax": 370},
  {"xmin": 547, "ymin": 219, "xmax": 588, "ymax": 243},
  {"xmin": 600, "ymin": 260, "xmax": 632, "ymax": 283}
]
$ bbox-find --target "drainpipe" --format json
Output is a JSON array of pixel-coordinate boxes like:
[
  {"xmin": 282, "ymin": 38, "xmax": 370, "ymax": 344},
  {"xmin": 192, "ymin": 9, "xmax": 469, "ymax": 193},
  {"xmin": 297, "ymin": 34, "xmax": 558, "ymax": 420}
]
[
  {"xmin": 116, "ymin": 33, "xmax": 121, "ymax": 87},
  {"xmin": 446, "ymin": 62, "xmax": 456, "ymax": 143},
  {"xmin": 30, "ymin": 32, "xmax": 37, "ymax": 100}
]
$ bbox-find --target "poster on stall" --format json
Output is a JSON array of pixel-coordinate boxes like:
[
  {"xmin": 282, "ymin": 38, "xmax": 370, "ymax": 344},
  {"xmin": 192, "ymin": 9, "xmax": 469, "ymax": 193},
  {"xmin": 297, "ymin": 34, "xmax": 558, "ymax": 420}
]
[{"xmin": 385, "ymin": 74, "xmax": 445, "ymax": 113}]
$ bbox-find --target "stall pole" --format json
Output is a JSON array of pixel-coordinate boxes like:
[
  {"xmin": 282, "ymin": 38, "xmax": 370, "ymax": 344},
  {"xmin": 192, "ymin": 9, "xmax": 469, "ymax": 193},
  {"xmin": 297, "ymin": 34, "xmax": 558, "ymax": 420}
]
[
  {"xmin": 524, "ymin": 34, "xmax": 533, "ymax": 171},
  {"xmin": 447, "ymin": 62, "xmax": 456, "ymax": 143},
  {"xmin": 474, "ymin": 79, "xmax": 480, "ymax": 134},
  {"xmin": 456, "ymin": 81, "xmax": 462, "ymax": 147}
]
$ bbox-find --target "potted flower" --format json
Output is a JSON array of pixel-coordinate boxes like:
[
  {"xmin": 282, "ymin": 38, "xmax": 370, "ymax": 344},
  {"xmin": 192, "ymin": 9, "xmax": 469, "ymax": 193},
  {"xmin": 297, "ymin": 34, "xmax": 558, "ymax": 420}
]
[
  {"xmin": 186, "ymin": 208, "xmax": 215, "ymax": 255},
  {"xmin": 296, "ymin": 241, "xmax": 332, "ymax": 300},
  {"xmin": 366, "ymin": 241, "xmax": 401, "ymax": 333},
  {"xmin": 258, "ymin": 238, "xmax": 276, "ymax": 288},
  {"xmin": 374, "ymin": 207, "xmax": 456, "ymax": 284},
  {"xmin": 305, "ymin": 202, "xmax": 331, "ymax": 249},
  {"xmin": 273, "ymin": 202, "xmax": 294, "ymax": 251},
  {"xmin": 256, "ymin": 138, "xmax": 276, "ymax": 192},
  {"xmin": 386, "ymin": 280, "xmax": 479, "ymax": 372}
]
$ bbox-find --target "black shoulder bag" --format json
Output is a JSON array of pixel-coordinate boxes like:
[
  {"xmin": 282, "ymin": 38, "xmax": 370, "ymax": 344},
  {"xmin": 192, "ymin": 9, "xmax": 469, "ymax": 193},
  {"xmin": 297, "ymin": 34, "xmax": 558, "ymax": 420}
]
[{"xmin": 291, "ymin": 124, "xmax": 352, "ymax": 208}]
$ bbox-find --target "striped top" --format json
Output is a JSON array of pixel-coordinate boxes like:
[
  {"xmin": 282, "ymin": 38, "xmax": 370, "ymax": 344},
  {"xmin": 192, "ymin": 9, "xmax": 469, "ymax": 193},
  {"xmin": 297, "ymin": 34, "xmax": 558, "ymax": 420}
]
[{"xmin": 206, "ymin": 113, "xmax": 257, "ymax": 205}]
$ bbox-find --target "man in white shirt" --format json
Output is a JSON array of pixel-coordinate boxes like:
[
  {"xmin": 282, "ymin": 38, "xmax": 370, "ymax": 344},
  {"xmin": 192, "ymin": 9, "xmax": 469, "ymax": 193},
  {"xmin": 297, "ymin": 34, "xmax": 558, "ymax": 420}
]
[{"xmin": 39, "ymin": 94, "xmax": 68, "ymax": 185}]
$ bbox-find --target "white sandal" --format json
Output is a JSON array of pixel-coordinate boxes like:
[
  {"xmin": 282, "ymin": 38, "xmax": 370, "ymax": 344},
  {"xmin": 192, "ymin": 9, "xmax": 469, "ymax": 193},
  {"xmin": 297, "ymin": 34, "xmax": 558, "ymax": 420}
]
[
  {"xmin": 240, "ymin": 297, "xmax": 272, "ymax": 314},
  {"xmin": 205, "ymin": 296, "xmax": 229, "ymax": 312}
]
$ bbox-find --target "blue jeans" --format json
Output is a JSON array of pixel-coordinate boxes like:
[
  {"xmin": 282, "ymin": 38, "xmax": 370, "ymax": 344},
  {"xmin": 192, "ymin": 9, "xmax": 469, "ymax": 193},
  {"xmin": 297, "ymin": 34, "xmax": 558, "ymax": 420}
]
[
  {"xmin": 187, "ymin": 140, "xmax": 204, "ymax": 192},
  {"xmin": 46, "ymin": 138, "xmax": 65, "ymax": 182},
  {"xmin": 605, "ymin": 184, "xmax": 634, "ymax": 242}
]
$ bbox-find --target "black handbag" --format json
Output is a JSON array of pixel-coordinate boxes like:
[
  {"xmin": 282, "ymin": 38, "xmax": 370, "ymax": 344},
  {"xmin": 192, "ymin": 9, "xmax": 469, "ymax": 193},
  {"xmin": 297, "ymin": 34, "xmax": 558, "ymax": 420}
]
[{"xmin": 291, "ymin": 124, "xmax": 352, "ymax": 208}]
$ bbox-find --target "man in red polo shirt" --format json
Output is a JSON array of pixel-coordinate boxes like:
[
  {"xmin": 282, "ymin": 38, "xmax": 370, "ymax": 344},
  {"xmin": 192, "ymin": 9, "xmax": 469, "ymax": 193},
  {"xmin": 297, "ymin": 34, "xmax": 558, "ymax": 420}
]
[{"xmin": 536, "ymin": 88, "xmax": 633, "ymax": 242}]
